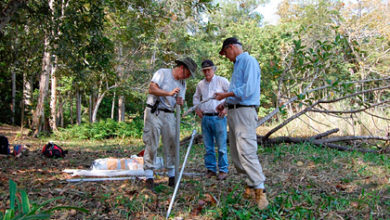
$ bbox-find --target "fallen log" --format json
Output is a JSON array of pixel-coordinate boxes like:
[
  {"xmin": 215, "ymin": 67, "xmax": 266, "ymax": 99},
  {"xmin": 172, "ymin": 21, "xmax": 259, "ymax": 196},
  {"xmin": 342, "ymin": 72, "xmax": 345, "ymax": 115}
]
[{"xmin": 180, "ymin": 128, "xmax": 388, "ymax": 154}]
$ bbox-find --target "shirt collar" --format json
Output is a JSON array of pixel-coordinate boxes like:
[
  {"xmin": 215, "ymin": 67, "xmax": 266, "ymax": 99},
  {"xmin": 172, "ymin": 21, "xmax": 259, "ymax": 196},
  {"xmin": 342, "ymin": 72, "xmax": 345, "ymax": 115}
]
[
  {"xmin": 205, "ymin": 74, "xmax": 216, "ymax": 83},
  {"xmin": 236, "ymin": 52, "xmax": 248, "ymax": 63}
]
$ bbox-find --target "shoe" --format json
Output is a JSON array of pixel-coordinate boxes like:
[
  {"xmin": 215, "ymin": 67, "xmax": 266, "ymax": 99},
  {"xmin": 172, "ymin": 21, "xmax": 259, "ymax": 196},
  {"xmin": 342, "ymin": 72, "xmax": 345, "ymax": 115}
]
[
  {"xmin": 217, "ymin": 172, "xmax": 228, "ymax": 180},
  {"xmin": 206, "ymin": 170, "xmax": 217, "ymax": 178},
  {"xmin": 244, "ymin": 186, "xmax": 254, "ymax": 199},
  {"xmin": 145, "ymin": 178, "xmax": 155, "ymax": 191},
  {"xmin": 168, "ymin": 176, "xmax": 175, "ymax": 187},
  {"xmin": 254, "ymin": 189, "xmax": 269, "ymax": 210}
]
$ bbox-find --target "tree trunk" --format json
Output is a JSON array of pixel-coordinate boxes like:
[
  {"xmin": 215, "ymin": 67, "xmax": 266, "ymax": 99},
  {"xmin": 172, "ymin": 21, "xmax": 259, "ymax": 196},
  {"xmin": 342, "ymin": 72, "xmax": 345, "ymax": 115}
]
[
  {"xmin": 57, "ymin": 97, "xmax": 64, "ymax": 128},
  {"xmin": 116, "ymin": 44, "xmax": 125, "ymax": 122},
  {"xmin": 118, "ymin": 95, "xmax": 125, "ymax": 122},
  {"xmin": 70, "ymin": 94, "xmax": 74, "ymax": 125},
  {"xmin": 49, "ymin": 56, "xmax": 58, "ymax": 131},
  {"xmin": 32, "ymin": 35, "xmax": 51, "ymax": 136},
  {"xmin": 20, "ymin": 94, "xmax": 25, "ymax": 137},
  {"xmin": 111, "ymin": 91, "xmax": 116, "ymax": 119},
  {"xmin": 76, "ymin": 89, "xmax": 82, "ymax": 125},
  {"xmin": 92, "ymin": 85, "xmax": 117, "ymax": 123},
  {"xmin": 23, "ymin": 72, "xmax": 33, "ymax": 127},
  {"xmin": 89, "ymin": 93, "xmax": 93, "ymax": 123},
  {"xmin": 11, "ymin": 69, "xmax": 16, "ymax": 124}
]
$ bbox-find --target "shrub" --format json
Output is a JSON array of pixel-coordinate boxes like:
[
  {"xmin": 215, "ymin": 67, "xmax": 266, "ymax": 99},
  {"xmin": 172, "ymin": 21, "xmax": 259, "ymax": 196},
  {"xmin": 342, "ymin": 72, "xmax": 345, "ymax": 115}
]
[{"xmin": 53, "ymin": 117, "xmax": 144, "ymax": 140}]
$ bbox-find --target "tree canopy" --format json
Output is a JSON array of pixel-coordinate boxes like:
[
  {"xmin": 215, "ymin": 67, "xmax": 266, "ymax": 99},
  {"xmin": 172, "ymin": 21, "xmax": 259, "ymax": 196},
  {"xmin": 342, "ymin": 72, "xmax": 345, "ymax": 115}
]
[{"xmin": 0, "ymin": 0, "xmax": 388, "ymax": 141}]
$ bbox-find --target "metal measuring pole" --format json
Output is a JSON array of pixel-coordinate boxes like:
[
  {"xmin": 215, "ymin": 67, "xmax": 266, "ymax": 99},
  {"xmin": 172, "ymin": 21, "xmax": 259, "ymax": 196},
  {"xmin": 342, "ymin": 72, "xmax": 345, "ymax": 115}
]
[
  {"xmin": 166, "ymin": 129, "xmax": 197, "ymax": 219},
  {"xmin": 175, "ymin": 96, "xmax": 181, "ymax": 185}
]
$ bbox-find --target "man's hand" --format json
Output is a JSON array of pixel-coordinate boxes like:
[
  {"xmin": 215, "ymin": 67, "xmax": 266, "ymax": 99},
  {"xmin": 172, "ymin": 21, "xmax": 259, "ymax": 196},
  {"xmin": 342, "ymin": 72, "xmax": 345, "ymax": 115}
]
[
  {"xmin": 216, "ymin": 103, "xmax": 226, "ymax": 117},
  {"xmin": 218, "ymin": 108, "xmax": 227, "ymax": 117},
  {"xmin": 149, "ymin": 83, "xmax": 180, "ymax": 97},
  {"xmin": 170, "ymin": 87, "xmax": 180, "ymax": 96},
  {"xmin": 195, "ymin": 108, "xmax": 203, "ymax": 118},
  {"xmin": 176, "ymin": 96, "xmax": 184, "ymax": 106},
  {"xmin": 214, "ymin": 92, "xmax": 234, "ymax": 101}
]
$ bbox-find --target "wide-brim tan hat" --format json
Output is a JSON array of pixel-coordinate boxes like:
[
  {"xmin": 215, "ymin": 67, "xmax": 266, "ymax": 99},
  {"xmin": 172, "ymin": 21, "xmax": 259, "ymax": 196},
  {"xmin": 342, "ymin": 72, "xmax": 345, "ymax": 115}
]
[{"xmin": 175, "ymin": 57, "xmax": 197, "ymax": 78}]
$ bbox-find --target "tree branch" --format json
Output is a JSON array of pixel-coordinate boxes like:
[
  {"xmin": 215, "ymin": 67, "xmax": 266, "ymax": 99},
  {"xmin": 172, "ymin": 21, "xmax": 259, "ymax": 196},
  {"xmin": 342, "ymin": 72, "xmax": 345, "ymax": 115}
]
[
  {"xmin": 257, "ymin": 77, "xmax": 390, "ymax": 127},
  {"xmin": 319, "ymin": 85, "xmax": 390, "ymax": 104},
  {"xmin": 310, "ymin": 99, "xmax": 390, "ymax": 114},
  {"xmin": 262, "ymin": 99, "xmax": 322, "ymax": 140},
  {"xmin": 315, "ymin": 136, "xmax": 390, "ymax": 144}
]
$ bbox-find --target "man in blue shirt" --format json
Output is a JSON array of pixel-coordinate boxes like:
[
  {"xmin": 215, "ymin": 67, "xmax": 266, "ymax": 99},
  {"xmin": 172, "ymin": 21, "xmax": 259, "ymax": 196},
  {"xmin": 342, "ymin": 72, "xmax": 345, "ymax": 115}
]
[{"xmin": 215, "ymin": 37, "xmax": 269, "ymax": 210}]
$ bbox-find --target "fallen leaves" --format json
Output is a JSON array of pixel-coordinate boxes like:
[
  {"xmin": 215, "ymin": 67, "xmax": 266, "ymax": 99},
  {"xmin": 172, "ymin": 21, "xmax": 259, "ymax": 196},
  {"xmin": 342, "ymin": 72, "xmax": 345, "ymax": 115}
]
[{"xmin": 190, "ymin": 193, "xmax": 218, "ymax": 217}]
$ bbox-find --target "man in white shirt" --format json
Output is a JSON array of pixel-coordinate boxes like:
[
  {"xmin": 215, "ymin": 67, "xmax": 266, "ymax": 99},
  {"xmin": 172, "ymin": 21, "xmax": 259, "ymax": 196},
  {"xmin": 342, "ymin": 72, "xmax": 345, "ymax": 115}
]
[
  {"xmin": 143, "ymin": 57, "xmax": 197, "ymax": 191},
  {"xmin": 193, "ymin": 59, "xmax": 230, "ymax": 180}
]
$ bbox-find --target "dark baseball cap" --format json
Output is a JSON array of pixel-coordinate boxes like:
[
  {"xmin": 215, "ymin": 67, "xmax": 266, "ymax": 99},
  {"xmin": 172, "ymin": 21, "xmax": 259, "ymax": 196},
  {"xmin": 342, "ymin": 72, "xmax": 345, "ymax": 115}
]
[
  {"xmin": 219, "ymin": 37, "xmax": 242, "ymax": 55},
  {"xmin": 201, "ymin": 59, "xmax": 215, "ymax": 70},
  {"xmin": 175, "ymin": 57, "xmax": 197, "ymax": 78}
]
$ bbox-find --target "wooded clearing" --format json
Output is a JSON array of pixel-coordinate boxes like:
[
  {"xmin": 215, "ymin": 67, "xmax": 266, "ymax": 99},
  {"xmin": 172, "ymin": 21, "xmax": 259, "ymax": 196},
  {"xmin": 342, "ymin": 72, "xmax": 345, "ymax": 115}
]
[{"xmin": 0, "ymin": 0, "xmax": 389, "ymax": 219}]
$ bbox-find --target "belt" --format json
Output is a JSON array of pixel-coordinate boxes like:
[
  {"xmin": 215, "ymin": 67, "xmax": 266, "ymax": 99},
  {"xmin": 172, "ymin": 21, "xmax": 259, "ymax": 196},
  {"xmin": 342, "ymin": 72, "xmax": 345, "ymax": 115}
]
[
  {"xmin": 203, "ymin": 113, "xmax": 219, "ymax": 116},
  {"xmin": 227, "ymin": 104, "xmax": 257, "ymax": 109},
  {"xmin": 146, "ymin": 104, "xmax": 174, "ymax": 113}
]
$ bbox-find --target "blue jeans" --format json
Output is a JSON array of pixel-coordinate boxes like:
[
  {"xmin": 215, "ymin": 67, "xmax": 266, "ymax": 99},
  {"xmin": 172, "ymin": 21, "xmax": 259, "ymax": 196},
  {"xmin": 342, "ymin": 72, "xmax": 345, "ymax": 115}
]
[{"xmin": 201, "ymin": 115, "xmax": 228, "ymax": 173}]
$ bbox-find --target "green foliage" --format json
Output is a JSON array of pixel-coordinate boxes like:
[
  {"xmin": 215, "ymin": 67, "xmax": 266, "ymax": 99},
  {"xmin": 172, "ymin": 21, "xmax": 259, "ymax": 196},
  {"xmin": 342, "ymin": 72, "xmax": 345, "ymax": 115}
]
[
  {"xmin": 53, "ymin": 118, "xmax": 144, "ymax": 140},
  {"xmin": 0, "ymin": 180, "xmax": 88, "ymax": 220}
]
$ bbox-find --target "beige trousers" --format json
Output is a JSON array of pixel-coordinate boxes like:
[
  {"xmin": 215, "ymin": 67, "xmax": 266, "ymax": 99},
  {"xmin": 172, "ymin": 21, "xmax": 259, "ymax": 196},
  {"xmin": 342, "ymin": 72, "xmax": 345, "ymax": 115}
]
[
  {"xmin": 143, "ymin": 108, "xmax": 176, "ymax": 171},
  {"xmin": 228, "ymin": 107, "xmax": 266, "ymax": 187}
]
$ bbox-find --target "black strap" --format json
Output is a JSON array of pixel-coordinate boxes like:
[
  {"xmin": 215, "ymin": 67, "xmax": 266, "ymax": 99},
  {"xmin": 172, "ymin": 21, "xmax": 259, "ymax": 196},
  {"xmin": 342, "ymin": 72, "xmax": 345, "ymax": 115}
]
[
  {"xmin": 158, "ymin": 108, "xmax": 174, "ymax": 113},
  {"xmin": 203, "ymin": 113, "xmax": 219, "ymax": 116},
  {"xmin": 146, "ymin": 105, "xmax": 174, "ymax": 113}
]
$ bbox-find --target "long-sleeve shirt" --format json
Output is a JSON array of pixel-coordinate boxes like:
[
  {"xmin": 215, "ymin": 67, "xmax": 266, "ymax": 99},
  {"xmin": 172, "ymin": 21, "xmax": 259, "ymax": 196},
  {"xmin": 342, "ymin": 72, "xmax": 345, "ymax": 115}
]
[
  {"xmin": 193, "ymin": 75, "xmax": 230, "ymax": 113},
  {"xmin": 226, "ymin": 52, "xmax": 261, "ymax": 106}
]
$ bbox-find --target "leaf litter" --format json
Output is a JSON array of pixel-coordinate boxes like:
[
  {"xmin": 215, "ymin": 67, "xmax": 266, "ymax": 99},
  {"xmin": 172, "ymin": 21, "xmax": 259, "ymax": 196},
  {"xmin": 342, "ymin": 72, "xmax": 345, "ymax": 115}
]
[{"xmin": 0, "ymin": 125, "xmax": 389, "ymax": 219}]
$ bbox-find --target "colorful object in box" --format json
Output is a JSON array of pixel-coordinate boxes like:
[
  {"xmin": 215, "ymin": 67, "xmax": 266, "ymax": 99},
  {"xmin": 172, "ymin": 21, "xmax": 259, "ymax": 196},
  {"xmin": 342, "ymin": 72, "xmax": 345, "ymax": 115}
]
[{"xmin": 91, "ymin": 156, "xmax": 144, "ymax": 170}]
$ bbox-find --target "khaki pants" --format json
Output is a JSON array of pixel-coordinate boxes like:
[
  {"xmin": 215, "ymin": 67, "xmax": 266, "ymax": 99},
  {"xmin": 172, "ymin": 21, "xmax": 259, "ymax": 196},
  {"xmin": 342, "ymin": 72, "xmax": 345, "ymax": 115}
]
[
  {"xmin": 228, "ymin": 107, "xmax": 266, "ymax": 187},
  {"xmin": 143, "ymin": 108, "xmax": 176, "ymax": 171}
]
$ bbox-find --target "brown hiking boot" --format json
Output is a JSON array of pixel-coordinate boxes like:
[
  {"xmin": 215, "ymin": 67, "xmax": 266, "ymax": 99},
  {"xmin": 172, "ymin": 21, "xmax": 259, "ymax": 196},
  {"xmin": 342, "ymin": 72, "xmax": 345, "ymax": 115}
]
[
  {"xmin": 254, "ymin": 189, "xmax": 269, "ymax": 210},
  {"xmin": 206, "ymin": 170, "xmax": 217, "ymax": 178},
  {"xmin": 217, "ymin": 172, "xmax": 228, "ymax": 180},
  {"xmin": 244, "ymin": 186, "xmax": 254, "ymax": 199}
]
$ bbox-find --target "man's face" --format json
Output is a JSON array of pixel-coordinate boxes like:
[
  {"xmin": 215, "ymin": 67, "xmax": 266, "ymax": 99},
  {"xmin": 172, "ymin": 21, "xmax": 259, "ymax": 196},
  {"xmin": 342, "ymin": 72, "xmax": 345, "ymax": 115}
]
[
  {"xmin": 221, "ymin": 44, "xmax": 235, "ymax": 62},
  {"xmin": 202, "ymin": 67, "xmax": 215, "ymax": 82},
  {"xmin": 178, "ymin": 65, "xmax": 191, "ymax": 79}
]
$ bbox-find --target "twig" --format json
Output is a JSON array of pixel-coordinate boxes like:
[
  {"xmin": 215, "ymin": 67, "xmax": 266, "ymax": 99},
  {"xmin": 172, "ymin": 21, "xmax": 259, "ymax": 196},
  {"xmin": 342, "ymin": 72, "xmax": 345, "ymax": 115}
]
[
  {"xmin": 263, "ymin": 100, "xmax": 322, "ymax": 140},
  {"xmin": 319, "ymin": 85, "xmax": 390, "ymax": 104},
  {"xmin": 315, "ymin": 136, "xmax": 390, "ymax": 144},
  {"xmin": 365, "ymin": 111, "xmax": 390, "ymax": 121},
  {"xmin": 310, "ymin": 128, "xmax": 339, "ymax": 139},
  {"xmin": 310, "ymin": 100, "xmax": 390, "ymax": 114}
]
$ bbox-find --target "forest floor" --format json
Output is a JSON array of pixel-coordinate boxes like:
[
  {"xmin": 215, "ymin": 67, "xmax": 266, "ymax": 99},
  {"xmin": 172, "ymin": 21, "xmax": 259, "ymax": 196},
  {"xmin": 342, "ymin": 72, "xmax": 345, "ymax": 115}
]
[{"xmin": 0, "ymin": 124, "xmax": 389, "ymax": 219}]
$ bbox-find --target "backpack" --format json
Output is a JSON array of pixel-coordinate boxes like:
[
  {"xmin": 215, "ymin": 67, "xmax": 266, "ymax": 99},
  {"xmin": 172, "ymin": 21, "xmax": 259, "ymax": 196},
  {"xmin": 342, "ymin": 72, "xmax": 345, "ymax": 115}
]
[
  {"xmin": 42, "ymin": 142, "xmax": 68, "ymax": 158},
  {"xmin": 0, "ymin": 135, "xmax": 10, "ymax": 155}
]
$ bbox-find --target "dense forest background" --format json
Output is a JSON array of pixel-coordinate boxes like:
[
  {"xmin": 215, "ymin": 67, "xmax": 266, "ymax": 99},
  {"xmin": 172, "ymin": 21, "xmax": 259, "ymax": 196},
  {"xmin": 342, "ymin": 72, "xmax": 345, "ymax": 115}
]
[{"xmin": 1, "ymin": 0, "xmax": 389, "ymax": 139}]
